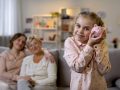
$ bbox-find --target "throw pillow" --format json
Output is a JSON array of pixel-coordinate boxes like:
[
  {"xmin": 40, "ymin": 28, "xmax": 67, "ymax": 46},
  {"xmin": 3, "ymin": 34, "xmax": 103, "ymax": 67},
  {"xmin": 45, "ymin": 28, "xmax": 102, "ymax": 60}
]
[{"xmin": 115, "ymin": 79, "xmax": 120, "ymax": 88}]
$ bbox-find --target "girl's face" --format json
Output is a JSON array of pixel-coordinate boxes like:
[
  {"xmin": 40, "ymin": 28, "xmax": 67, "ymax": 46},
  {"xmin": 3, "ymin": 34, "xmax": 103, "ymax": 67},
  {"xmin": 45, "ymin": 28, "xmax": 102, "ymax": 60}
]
[
  {"xmin": 12, "ymin": 36, "xmax": 26, "ymax": 51},
  {"xmin": 73, "ymin": 15, "xmax": 94, "ymax": 44},
  {"xmin": 28, "ymin": 39, "xmax": 42, "ymax": 54}
]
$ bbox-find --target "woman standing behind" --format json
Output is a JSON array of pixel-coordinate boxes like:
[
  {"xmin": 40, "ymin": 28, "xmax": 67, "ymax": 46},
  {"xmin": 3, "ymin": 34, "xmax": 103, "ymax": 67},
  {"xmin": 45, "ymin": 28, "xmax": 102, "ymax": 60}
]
[
  {"xmin": 64, "ymin": 11, "xmax": 111, "ymax": 90},
  {"xmin": 17, "ymin": 36, "xmax": 57, "ymax": 90},
  {"xmin": 0, "ymin": 33, "xmax": 27, "ymax": 90}
]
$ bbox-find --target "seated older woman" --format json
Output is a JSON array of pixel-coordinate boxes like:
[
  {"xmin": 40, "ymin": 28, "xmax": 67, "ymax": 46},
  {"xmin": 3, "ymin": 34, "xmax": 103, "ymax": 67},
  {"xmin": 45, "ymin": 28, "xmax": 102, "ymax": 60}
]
[{"xmin": 17, "ymin": 36, "xmax": 57, "ymax": 90}]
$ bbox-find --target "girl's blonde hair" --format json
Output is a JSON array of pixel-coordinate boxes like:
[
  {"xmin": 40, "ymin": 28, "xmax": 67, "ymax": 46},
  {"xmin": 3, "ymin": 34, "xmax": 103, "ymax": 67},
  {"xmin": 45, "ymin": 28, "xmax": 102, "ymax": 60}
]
[{"xmin": 75, "ymin": 11, "xmax": 104, "ymax": 27}]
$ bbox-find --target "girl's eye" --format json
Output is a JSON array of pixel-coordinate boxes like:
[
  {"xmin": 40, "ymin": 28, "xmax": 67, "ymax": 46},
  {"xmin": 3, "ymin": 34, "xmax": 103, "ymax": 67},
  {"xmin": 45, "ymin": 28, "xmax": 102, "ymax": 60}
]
[{"xmin": 84, "ymin": 27, "xmax": 90, "ymax": 31}]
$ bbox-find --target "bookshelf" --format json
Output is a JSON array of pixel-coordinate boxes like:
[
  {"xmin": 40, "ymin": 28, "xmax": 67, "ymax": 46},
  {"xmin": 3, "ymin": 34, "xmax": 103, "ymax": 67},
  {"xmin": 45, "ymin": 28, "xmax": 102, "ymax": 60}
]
[
  {"xmin": 32, "ymin": 16, "xmax": 60, "ymax": 49},
  {"xmin": 59, "ymin": 18, "xmax": 74, "ymax": 48}
]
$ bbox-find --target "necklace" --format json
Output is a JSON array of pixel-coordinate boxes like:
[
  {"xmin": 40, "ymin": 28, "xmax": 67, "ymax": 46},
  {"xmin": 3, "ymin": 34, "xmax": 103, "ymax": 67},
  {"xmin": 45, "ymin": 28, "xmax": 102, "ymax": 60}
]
[{"xmin": 9, "ymin": 50, "xmax": 20, "ymax": 60}]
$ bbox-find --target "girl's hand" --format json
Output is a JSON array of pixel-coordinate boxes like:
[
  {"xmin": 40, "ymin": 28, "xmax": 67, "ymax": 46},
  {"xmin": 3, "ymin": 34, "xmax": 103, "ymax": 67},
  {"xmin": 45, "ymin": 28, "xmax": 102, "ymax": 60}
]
[{"xmin": 88, "ymin": 25, "xmax": 106, "ymax": 46}]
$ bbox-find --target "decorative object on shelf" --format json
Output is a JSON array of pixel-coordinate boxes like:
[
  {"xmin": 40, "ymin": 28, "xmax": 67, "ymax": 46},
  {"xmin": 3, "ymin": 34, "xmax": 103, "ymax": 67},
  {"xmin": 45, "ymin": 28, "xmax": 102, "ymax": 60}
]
[
  {"xmin": 51, "ymin": 12, "xmax": 60, "ymax": 18},
  {"xmin": 60, "ymin": 8, "xmax": 74, "ymax": 43},
  {"xmin": 33, "ymin": 16, "xmax": 57, "ymax": 29},
  {"xmin": 24, "ymin": 28, "xmax": 31, "ymax": 33},
  {"xmin": 61, "ymin": 18, "xmax": 74, "ymax": 32},
  {"xmin": 32, "ymin": 16, "xmax": 60, "ymax": 49},
  {"xmin": 26, "ymin": 18, "xmax": 33, "ymax": 23},
  {"xmin": 49, "ymin": 34, "xmax": 56, "ymax": 41},
  {"xmin": 25, "ymin": 17, "xmax": 33, "ymax": 36},
  {"xmin": 61, "ymin": 8, "xmax": 73, "ymax": 19},
  {"xmin": 112, "ymin": 37, "xmax": 118, "ymax": 48},
  {"xmin": 61, "ymin": 18, "xmax": 74, "ymax": 44},
  {"xmin": 34, "ymin": 21, "xmax": 40, "ymax": 29}
]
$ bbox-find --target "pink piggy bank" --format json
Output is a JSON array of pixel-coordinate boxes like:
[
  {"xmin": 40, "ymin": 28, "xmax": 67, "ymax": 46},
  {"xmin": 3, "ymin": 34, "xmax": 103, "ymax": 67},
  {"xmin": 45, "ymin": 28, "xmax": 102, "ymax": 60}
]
[{"xmin": 91, "ymin": 26, "xmax": 102, "ymax": 38}]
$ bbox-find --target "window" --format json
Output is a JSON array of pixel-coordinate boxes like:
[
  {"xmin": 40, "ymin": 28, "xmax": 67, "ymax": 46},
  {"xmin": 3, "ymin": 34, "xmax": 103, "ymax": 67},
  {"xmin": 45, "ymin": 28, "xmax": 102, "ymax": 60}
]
[{"xmin": 0, "ymin": 0, "xmax": 22, "ymax": 36}]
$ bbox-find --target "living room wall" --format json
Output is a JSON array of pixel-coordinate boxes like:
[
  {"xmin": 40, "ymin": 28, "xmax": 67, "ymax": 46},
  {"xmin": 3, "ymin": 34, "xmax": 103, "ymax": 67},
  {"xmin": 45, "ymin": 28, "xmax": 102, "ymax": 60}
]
[{"xmin": 21, "ymin": 0, "xmax": 120, "ymax": 48}]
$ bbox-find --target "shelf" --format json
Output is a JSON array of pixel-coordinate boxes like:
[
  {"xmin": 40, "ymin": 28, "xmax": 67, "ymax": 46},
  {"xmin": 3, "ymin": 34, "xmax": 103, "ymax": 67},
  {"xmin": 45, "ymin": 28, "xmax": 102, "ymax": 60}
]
[
  {"xmin": 31, "ymin": 16, "xmax": 60, "ymax": 49},
  {"xmin": 33, "ymin": 28, "xmax": 57, "ymax": 31},
  {"xmin": 62, "ymin": 31, "xmax": 71, "ymax": 33},
  {"xmin": 42, "ymin": 40, "xmax": 57, "ymax": 43}
]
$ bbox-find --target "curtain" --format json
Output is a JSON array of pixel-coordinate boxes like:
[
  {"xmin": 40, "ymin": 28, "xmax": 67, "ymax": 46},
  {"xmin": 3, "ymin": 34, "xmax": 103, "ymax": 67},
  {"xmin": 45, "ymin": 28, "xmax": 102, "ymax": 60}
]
[{"xmin": 0, "ymin": 0, "xmax": 22, "ymax": 46}]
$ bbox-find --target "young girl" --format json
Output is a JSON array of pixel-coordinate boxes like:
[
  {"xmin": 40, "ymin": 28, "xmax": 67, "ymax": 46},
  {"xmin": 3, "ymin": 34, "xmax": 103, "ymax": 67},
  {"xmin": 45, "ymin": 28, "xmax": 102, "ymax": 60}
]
[{"xmin": 63, "ymin": 11, "xmax": 111, "ymax": 90}]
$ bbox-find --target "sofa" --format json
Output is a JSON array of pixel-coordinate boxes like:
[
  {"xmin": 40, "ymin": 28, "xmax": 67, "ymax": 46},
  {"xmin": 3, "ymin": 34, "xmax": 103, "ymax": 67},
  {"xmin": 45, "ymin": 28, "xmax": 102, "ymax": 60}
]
[{"xmin": 0, "ymin": 46, "xmax": 120, "ymax": 90}]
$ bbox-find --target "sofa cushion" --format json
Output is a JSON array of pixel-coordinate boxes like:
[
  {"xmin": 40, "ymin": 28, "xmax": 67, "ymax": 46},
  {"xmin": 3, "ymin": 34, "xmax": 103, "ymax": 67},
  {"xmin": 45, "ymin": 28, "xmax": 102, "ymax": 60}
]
[
  {"xmin": 33, "ymin": 85, "xmax": 57, "ymax": 90},
  {"xmin": 57, "ymin": 87, "xmax": 70, "ymax": 90},
  {"xmin": 107, "ymin": 80, "xmax": 112, "ymax": 88},
  {"xmin": 105, "ymin": 49, "xmax": 120, "ymax": 87},
  {"xmin": 50, "ymin": 49, "xmax": 59, "ymax": 64},
  {"xmin": 57, "ymin": 49, "xmax": 71, "ymax": 87},
  {"xmin": 108, "ymin": 87, "xmax": 120, "ymax": 90},
  {"xmin": 115, "ymin": 79, "xmax": 120, "ymax": 89},
  {"xmin": 0, "ymin": 46, "xmax": 9, "ymax": 53},
  {"xmin": 33, "ymin": 86, "xmax": 70, "ymax": 90}
]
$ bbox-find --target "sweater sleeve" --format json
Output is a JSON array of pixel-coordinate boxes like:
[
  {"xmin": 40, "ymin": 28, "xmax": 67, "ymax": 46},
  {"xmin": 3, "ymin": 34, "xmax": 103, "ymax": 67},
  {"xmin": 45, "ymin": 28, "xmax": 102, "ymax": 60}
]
[{"xmin": 63, "ymin": 38, "xmax": 94, "ymax": 73}]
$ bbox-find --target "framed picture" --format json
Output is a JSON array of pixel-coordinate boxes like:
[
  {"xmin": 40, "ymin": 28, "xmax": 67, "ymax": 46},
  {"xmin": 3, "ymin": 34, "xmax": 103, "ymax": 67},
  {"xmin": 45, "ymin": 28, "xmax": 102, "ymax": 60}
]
[{"xmin": 26, "ymin": 18, "xmax": 33, "ymax": 23}]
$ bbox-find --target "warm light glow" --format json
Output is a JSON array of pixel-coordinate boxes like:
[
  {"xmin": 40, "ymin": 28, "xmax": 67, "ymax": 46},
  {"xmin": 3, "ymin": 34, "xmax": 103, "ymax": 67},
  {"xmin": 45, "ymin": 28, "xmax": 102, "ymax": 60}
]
[
  {"xmin": 66, "ymin": 8, "xmax": 73, "ymax": 16},
  {"xmin": 60, "ymin": 8, "xmax": 73, "ymax": 16},
  {"xmin": 33, "ymin": 14, "xmax": 51, "ymax": 17}
]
